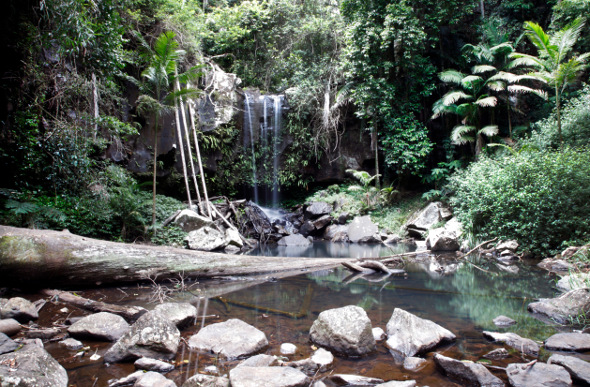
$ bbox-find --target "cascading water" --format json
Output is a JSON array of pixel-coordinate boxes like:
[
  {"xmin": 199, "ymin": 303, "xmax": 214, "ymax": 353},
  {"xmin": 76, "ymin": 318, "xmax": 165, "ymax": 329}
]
[
  {"xmin": 243, "ymin": 91, "xmax": 285, "ymax": 208},
  {"xmin": 244, "ymin": 93, "xmax": 259, "ymax": 203}
]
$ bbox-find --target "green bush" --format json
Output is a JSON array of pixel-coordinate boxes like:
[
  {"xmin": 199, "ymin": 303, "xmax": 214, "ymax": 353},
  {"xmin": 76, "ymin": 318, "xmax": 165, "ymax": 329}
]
[
  {"xmin": 528, "ymin": 84, "xmax": 590, "ymax": 149},
  {"xmin": 448, "ymin": 149, "xmax": 590, "ymax": 256}
]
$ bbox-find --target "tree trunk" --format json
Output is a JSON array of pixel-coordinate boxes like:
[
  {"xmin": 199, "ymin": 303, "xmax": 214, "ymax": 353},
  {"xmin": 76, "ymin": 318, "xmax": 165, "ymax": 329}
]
[
  {"xmin": 173, "ymin": 84, "xmax": 193, "ymax": 209},
  {"xmin": 0, "ymin": 226, "xmax": 345, "ymax": 288},
  {"xmin": 188, "ymin": 99, "xmax": 211, "ymax": 218},
  {"xmin": 556, "ymin": 86, "xmax": 563, "ymax": 148}
]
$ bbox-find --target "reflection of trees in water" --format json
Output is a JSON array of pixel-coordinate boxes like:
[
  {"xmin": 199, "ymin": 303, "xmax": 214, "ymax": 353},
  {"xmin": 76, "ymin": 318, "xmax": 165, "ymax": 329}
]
[{"xmin": 424, "ymin": 260, "xmax": 558, "ymax": 340}]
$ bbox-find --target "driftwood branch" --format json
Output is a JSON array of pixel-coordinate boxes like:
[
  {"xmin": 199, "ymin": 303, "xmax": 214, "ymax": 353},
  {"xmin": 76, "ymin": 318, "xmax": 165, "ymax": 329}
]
[
  {"xmin": 42, "ymin": 289, "xmax": 147, "ymax": 322},
  {"xmin": 461, "ymin": 237, "xmax": 498, "ymax": 258}
]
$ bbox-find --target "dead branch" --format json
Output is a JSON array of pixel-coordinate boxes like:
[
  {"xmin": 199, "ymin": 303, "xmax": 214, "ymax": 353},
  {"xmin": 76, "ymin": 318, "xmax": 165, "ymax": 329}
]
[{"xmin": 460, "ymin": 237, "xmax": 498, "ymax": 258}]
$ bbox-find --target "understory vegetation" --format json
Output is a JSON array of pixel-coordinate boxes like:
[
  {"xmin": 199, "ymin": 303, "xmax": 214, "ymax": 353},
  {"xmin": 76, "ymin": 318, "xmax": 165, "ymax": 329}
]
[{"xmin": 0, "ymin": 0, "xmax": 589, "ymax": 255}]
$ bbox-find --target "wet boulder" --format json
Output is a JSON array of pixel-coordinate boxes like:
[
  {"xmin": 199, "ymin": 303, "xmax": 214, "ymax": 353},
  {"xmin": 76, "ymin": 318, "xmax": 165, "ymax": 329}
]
[
  {"xmin": 0, "ymin": 297, "xmax": 38, "ymax": 322},
  {"xmin": 68, "ymin": 312, "xmax": 130, "ymax": 342},
  {"xmin": 493, "ymin": 315, "xmax": 516, "ymax": 327},
  {"xmin": 173, "ymin": 209, "xmax": 213, "ymax": 232},
  {"xmin": 236, "ymin": 354, "xmax": 279, "ymax": 368},
  {"xmin": 229, "ymin": 366, "xmax": 309, "ymax": 387},
  {"xmin": 134, "ymin": 371, "xmax": 177, "ymax": 387},
  {"xmin": 528, "ymin": 288, "xmax": 590, "ymax": 325},
  {"xmin": 0, "ymin": 319, "xmax": 21, "ymax": 336},
  {"xmin": 348, "ymin": 216, "xmax": 380, "ymax": 243},
  {"xmin": 434, "ymin": 354, "xmax": 504, "ymax": 387},
  {"xmin": 286, "ymin": 348, "xmax": 334, "ymax": 375},
  {"xmin": 556, "ymin": 273, "xmax": 590, "ymax": 292},
  {"xmin": 385, "ymin": 308, "xmax": 456, "ymax": 358},
  {"xmin": 309, "ymin": 305, "xmax": 376, "ymax": 356},
  {"xmin": 181, "ymin": 374, "xmax": 230, "ymax": 387},
  {"xmin": 404, "ymin": 202, "xmax": 446, "ymax": 238},
  {"xmin": 305, "ymin": 202, "xmax": 333, "ymax": 219},
  {"xmin": 188, "ymin": 318, "xmax": 268, "ymax": 359},
  {"xmin": 506, "ymin": 362, "xmax": 571, "ymax": 387},
  {"xmin": 311, "ymin": 215, "xmax": 332, "ymax": 231},
  {"xmin": 496, "ymin": 240, "xmax": 519, "ymax": 252},
  {"xmin": 323, "ymin": 225, "xmax": 349, "ymax": 241},
  {"xmin": 104, "ymin": 310, "xmax": 180, "ymax": 363},
  {"xmin": 0, "ymin": 332, "xmax": 18, "ymax": 355},
  {"xmin": 0, "ymin": 343, "xmax": 68, "ymax": 387},
  {"xmin": 549, "ymin": 354, "xmax": 590, "ymax": 385},
  {"xmin": 426, "ymin": 217, "xmax": 463, "ymax": 251},
  {"xmin": 153, "ymin": 302, "xmax": 197, "ymax": 328},
  {"xmin": 483, "ymin": 331, "xmax": 539, "ymax": 356},
  {"xmin": 545, "ymin": 332, "xmax": 590, "ymax": 352},
  {"xmin": 134, "ymin": 357, "xmax": 175, "ymax": 373},
  {"xmin": 59, "ymin": 338, "xmax": 83, "ymax": 350},
  {"xmin": 403, "ymin": 357, "xmax": 427, "ymax": 372},
  {"xmin": 185, "ymin": 227, "xmax": 228, "ymax": 251},
  {"xmin": 278, "ymin": 234, "xmax": 311, "ymax": 246},
  {"xmin": 327, "ymin": 375, "xmax": 384, "ymax": 385}
]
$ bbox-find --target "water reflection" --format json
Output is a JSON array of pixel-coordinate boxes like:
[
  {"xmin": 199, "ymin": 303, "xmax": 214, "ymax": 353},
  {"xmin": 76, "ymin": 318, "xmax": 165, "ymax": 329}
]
[{"xmin": 246, "ymin": 241, "xmax": 414, "ymax": 258}]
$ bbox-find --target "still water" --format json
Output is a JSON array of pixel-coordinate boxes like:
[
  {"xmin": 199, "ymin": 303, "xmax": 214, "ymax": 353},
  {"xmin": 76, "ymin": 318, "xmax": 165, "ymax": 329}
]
[{"xmin": 36, "ymin": 244, "xmax": 569, "ymax": 386}]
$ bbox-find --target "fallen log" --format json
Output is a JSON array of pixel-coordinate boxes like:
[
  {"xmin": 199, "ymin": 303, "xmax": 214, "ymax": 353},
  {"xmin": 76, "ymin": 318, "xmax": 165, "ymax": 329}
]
[
  {"xmin": 41, "ymin": 289, "xmax": 147, "ymax": 322},
  {"xmin": 0, "ymin": 226, "xmax": 347, "ymax": 288}
]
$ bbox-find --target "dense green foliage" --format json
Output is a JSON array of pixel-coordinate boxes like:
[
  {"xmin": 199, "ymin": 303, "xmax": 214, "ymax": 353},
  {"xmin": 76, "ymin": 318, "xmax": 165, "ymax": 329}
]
[
  {"xmin": 449, "ymin": 149, "xmax": 590, "ymax": 255},
  {"xmin": 0, "ymin": 0, "xmax": 588, "ymax": 252}
]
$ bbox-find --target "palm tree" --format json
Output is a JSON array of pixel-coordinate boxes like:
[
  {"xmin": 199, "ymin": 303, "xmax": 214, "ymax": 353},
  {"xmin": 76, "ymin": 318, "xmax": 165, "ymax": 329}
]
[
  {"xmin": 432, "ymin": 68, "xmax": 500, "ymax": 157},
  {"xmin": 136, "ymin": 31, "xmax": 186, "ymax": 230},
  {"xmin": 510, "ymin": 17, "xmax": 590, "ymax": 146}
]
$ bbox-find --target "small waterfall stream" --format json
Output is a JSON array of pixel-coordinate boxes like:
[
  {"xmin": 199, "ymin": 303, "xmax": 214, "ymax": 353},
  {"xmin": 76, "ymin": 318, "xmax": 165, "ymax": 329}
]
[{"xmin": 243, "ymin": 91, "xmax": 285, "ymax": 208}]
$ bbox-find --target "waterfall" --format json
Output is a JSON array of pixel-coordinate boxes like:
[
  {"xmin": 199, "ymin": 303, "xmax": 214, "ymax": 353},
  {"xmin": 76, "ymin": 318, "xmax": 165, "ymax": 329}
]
[
  {"xmin": 244, "ymin": 91, "xmax": 285, "ymax": 207},
  {"xmin": 244, "ymin": 93, "xmax": 259, "ymax": 203}
]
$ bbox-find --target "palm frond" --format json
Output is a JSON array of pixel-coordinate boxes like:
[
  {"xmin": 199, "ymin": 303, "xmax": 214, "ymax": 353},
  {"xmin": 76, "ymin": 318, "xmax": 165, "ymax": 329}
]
[
  {"xmin": 508, "ymin": 54, "xmax": 544, "ymax": 69},
  {"xmin": 486, "ymin": 80, "xmax": 506, "ymax": 91},
  {"xmin": 439, "ymin": 70, "xmax": 466, "ymax": 85},
  {"xmin": 479, "ymin": 125, "xmax": 499, "ymax": 137},
  {"xmin": 524, "ymin": 21, "xmax": 557, "ymax": 61},
  {"xmin": 554, "ymin": 17, "xmax": 586, "ymax": 63},
  {"xmin": 472, "ymin": 65, "xmax": 497, "ymax": 74},
  {"xmin": 442, "ymin": 91, "xmax": 472, "ymax": 106},
  {"xmin": 507, "ymin": 85, "xmax": 548, "ymax": 99},
  {"xmin": 474, "ymin": 96, "xmax": 497, "ymax": 108},
  {"xmin": 461, "ymin": 75, "xmax": 483, "ymax": 88},
  {"xmin": 451, "ymin": 125, "xmax": 475, "ymax": 144}
]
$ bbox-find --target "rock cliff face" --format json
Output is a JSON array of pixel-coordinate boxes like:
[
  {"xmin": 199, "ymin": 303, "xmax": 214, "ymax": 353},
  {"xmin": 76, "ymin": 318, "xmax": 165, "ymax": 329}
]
[{"xmin": 113, "ymin": 63, "xmax": 374, "ymax": 191}]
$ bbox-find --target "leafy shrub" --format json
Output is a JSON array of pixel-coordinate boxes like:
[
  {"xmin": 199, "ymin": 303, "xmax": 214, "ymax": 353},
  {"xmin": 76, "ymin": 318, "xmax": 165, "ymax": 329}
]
[
  {"xmin": 528, "ymin": 84, "xmax": 590, "ymax": 149},
  {"xmin": 448, "ymin": 149, "xmax": 590, "ymax": 256}
]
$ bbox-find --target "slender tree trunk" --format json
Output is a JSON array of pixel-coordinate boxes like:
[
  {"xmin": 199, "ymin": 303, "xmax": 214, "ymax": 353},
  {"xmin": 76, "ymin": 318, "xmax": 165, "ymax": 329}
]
[
  {"xmin": 173, "ymin": 84, "xmax": 193, "ymax": 209},
  {"xmin": 556, "ymin": 86, "xmax": 563, "ymax": 148},
  {"xmin": 92, "ymin": 73, "xmax": 99, "ymax": 140},
  {"xmin": 507, "ymin": 99, "xmax": 513, "ymax": 138},
  {"xmin": 373, "ymin": 129, "xmax": 380, "ymax": 190},
  {"xmin": 176, "ymin": 79, "xmax": 202, "ymax": 210},
  {"xmin": 152, "ymin": 120, "xmax": 158, "ymax": 231},
  {"xmin": 188, "ymin": 99, "xmax": 211, "ymax": 218}
]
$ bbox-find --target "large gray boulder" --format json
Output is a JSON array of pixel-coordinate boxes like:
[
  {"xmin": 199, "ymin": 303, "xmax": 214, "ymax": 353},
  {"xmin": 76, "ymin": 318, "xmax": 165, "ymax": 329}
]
[
  {"xmin": 347, "ymin": 216, "xmax": 380, "ymax": 243},
  {"xmin": 174, "ymin": 209, "xmax": 213, "ymax": 232},
  {"xmin": 229, "ymin": 366, "xmax": 309, "ymax": 387},
  {"xmin": 185, "ymin": 226, "xmax": 228, "ymax": 251},
  {"xmin": 286, "ymin": 348, "xmax": 334, "ymax": 375},
  {"xmin": 434, "ymin": 354, "xmax": 504, "ymax": 387},
  {"xmin": 556, "ymin": 273, "xmax": 590, "ymax": 292},
  {"xmin": 104, "ymin": 310, "xmax": 180, "ymax": 363},
  {"xmin": 278, "ymin": 234, "xmax": 311, "ymax": 246},
  {"xmin": 236, "ymin": 354, "xmax": 279, "ymax": 368},
  {"xmin": 0, "ymin": 332, "xmax": 17, "ymax": 355},
  {"xmin": 182, "ymin": 374, "xmax": 230, "ymax": 387},
  {"xmin": 483, "ymin": 331, "xmax": 539, "ymax": 356},
  {"xmin": 153, "ymin": 302, "xmax": 198, "ymax": 328},
  {"xmin": 404, "ymin": 202, "xmax": 449, "ymax": 238},
  {"xmin": 549, "ymin": 354, "xmax": 590, "ymax": 385},
  {"xmin": 134, "ymin": 371, "xmax": 177, "ymax": 387},
  {"xmin": 528, "ymin": 288, "xmax": 590, "ymax": 325},
  {"xmin": 305, "ymin": 202, "xmax": 333, "ymax": 219},
  {"xmin": 426, "ymin": 217, "xmax": 463, "ymax": 251},
  {"xmin": 0, "ymin": 319, "xmax": 21, "ymax": 336},
  {"xmin": 506, "ymin": 362, "xmax": 571, "ymax": 387},
  {"xmin": 309, "ymin": 305, "xmax": 376, "ymax": 356},
  {"xmin": 68, "ymin": 312, "xmax": 130, "ymax": 342},
  {"xmin": 385, "ymin": 308, "xmax": 456, "ymax": 358},
  {"xmin": 134, "ymin": 357, "xmax": 175, "ymax": 373},
  {"xmin": 0, "ymin": 297, "xmax": 38, "ymax": 322},
  {"xmin": 323, "ymin": 225, "xmax": 349, "ymax": 241},
  {"xmin": 188, "ymin": 318, "xmax": 268, "ymax": 359},
  {"xmin": 0, "ymin": 344, "xmax": 68, "ymax": 387},
  {"xmin": 545, "ymin": 332, "xmax": 590, "ymax": 352}
]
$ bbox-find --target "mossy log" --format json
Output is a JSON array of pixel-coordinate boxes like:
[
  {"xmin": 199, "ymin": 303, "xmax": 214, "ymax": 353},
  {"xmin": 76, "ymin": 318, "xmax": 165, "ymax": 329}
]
[{"xmin": 0, "ymin": 226, "xmax": 346, "ymax": 288}]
